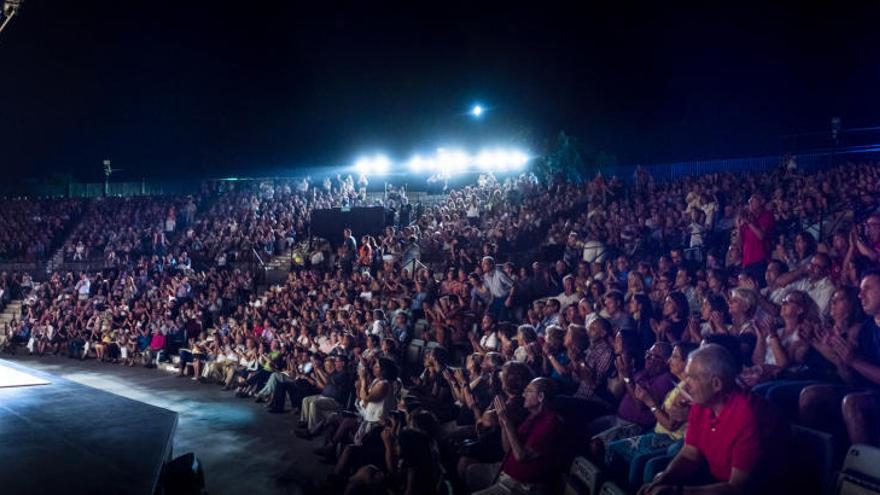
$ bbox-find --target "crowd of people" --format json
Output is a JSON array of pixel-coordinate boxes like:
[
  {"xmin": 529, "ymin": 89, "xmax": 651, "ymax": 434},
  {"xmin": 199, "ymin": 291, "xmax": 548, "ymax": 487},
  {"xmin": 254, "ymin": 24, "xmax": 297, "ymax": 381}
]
[
  {"xmin": 2, "ymin": 160, "xmax": 880, "ymax": 495},
  {"xmin": 0, "ymin": 198, "xmax": 82, "ymax": 262}
]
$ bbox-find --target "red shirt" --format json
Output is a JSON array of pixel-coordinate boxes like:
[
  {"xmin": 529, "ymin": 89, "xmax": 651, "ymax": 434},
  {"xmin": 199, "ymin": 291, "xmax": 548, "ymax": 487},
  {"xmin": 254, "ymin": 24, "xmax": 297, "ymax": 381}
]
[
  {"xmin": 740, "ymin": 210, "xmax": 774, "ymax": 266},
  {"xmin": 502, "ymin": 408, "xmax": 563, "ymax": 484},
  {"xmin": 685, "ymin": 390, "xmax": 768, "ymax": 482}
]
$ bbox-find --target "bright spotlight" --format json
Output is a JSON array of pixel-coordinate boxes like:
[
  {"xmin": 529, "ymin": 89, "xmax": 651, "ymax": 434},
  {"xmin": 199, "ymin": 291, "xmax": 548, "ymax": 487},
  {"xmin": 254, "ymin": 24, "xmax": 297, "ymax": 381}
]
[
  {"xmin": 471, "ymin": 105, "xmax": 484, "ymax": 118},
  {"xmin": 407, "ymin": 155, "xmax": 424, "ymax": 173},
  {"xmin": 436, "ymin": 148, "xmax": 469, "ymax": 175},
  {"xmin": 511, "ymin": 151, "xmax": 530, "ymax": 169},
  {"xmin": 373, "ymin": 155, "xmax": 391, "ymax": 174},
  {"xmin": 476, "ymin": 151, "xmax": 494, "ymax": 171},
  {"xmin": 354, "ymin": 158, "xmax": 371, "ymax": 175},
  {"xmin": 353, "ymin": 154, "xmax": 391, "ymax": 175}
]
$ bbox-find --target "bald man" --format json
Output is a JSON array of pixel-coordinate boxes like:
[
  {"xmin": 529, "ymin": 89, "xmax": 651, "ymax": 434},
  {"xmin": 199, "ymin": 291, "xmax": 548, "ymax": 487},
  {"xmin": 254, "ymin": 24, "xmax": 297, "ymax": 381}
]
[{"xmin": 474, "ymin": 378, "xmax": 563, "ymax": 495}]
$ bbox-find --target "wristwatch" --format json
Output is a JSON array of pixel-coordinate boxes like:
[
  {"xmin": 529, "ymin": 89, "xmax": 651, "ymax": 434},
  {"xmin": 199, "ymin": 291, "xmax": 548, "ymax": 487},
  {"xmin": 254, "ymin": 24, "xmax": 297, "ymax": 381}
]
[{"xmin": 650, "ymin": 405, "xmax": 659, "ymax": 413}]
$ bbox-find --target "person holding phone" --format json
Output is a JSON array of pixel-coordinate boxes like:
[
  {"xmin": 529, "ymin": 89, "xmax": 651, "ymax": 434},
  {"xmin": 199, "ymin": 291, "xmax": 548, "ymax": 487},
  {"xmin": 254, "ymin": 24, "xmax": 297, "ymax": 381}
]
[{"xmin": 607, "ymin": 343, "xmax": 698, "ymax": 490}]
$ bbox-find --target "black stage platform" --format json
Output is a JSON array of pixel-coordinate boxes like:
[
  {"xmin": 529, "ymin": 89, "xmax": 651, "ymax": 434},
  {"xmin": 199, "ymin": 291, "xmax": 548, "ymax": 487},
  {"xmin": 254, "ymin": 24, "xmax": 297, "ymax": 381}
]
[{"xmin": 0, "ymin": 359, "xmax": 178, "ymax": 495}]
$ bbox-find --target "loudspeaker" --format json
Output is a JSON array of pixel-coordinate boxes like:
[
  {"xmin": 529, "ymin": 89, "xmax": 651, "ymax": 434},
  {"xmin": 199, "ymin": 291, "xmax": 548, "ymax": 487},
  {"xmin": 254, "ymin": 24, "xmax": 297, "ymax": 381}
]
[{"xmin": 161, "ymin": 453, "xmax": 205, "ymax": 495}]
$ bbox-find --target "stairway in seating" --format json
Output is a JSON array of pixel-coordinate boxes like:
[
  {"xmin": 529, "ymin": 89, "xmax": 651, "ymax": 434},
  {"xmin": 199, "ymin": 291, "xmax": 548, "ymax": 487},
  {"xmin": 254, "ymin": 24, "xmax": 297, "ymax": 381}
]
[
  {"xmin": 45, "ymin": 247, "xmax": 65, "ymax": 274},
  {"xmin": 265, "ymin": 249, "xmax": 293, "ymax": 272},
  {"xmin": 45, "ymin": 198, "xmax": 94, "ymax": 274},
  {"xmin": 0, "ymin": 299, "xmax": 22, "ymax": 329},
  {"xmin": 260, "ymin": 247, "xmax": 295, "ymax": 288}
]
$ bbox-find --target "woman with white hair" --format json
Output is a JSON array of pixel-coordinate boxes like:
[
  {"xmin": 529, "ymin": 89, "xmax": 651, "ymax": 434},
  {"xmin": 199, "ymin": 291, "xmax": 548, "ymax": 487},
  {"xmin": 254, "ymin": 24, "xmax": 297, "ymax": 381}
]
[{"xmin": 727, "ymin": 288, "xmax": 758, "ymax": 336}]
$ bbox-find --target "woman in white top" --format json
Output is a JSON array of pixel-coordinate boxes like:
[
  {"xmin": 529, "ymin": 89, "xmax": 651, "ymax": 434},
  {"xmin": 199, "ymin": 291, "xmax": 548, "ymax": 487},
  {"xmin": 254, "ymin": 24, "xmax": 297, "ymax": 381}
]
[
  {"xmin": 468, "ymin": 313, "xmax": 499, "ymax": 353},
  {"xmin": 326, "ymin": 357, "xmax": 400, "ymax": 477},
  {"xmin": 743, "ymin": 290, "xmax": 818, "ymax": 387},
  {"xmin": 356, "ymin": 357, "xmax": 399, "ymax": 429},
  {"xmin": 754, "ymin": 290, "xmax": 817, "ymax": 367}
]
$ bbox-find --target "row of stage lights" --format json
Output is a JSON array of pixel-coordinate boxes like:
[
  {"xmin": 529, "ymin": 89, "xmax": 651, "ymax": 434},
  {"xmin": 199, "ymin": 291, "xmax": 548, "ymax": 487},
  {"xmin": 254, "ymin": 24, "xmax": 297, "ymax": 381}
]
[{"xmin": 353, "ymin": 148, "xmax": 531, "ymax": 176}]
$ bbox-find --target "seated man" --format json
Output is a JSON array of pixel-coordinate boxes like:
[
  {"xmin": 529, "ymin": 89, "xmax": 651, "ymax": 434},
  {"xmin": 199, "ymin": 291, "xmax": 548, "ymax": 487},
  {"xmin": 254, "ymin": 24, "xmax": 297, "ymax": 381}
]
[
  {"xmin": 295, "ymin": 355, "xmax": 353, "ymax": 437},
  {"xmin": 771, "ymin": 253, "xmax": 835, "ymax": 316},
  {"xmin": 638, "ymin": 344, "xmax": 787, "ymax": 495},
  {"xmin": 473, "ymin": 377, "xmax": 564, "ymax": 495}
]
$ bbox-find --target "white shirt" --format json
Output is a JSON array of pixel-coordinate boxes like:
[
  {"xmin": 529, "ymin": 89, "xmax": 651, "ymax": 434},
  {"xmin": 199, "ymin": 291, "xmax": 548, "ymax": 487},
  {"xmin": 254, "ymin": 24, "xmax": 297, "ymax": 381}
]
[
  {"xmin": 479, "ymin": 332, "xmax": 499, "ymax": 351},
  {"xmin": 77, "ymin": 279, "xmax": 91, "ymax": 296},
  {"xmin": 556, "ymin": 291, "xmax": 580, "ymax": 311},
  {"xmin": 784, "ymin": 276, "xmax": 835, "ymax": 316}
]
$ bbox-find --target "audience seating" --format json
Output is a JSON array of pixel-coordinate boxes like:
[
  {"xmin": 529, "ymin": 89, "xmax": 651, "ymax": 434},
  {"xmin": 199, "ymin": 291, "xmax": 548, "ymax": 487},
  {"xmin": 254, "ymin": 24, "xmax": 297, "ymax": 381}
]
[{"xmin": 837, "ymin": 444, "xmax": 880, "ymax": 495}]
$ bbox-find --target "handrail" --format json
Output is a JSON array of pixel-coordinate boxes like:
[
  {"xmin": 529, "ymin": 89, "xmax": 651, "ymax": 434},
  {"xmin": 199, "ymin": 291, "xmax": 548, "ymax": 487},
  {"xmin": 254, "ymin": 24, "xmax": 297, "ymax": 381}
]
[
  {"xmin": 402, "ymin": 257, "xmax": 427, "ymax": 277},
  {"xmin": 251, "ymin": 248, "xmax": 265, "ymax": 269}
]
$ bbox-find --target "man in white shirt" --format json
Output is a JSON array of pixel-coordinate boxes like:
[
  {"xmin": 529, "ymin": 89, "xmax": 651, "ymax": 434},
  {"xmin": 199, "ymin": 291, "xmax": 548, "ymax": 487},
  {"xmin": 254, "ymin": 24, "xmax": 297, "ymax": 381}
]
[
  {"xmin": 556, "ymin": 275, "xmax": 580, "ymax": 311},
  {"xmin": 75, "ymin": 274, "xmax": 91, "ymax": 301},
  {"xmin": 774, "ymin": 253, "xmax": 835, "ymax": 315},
  {"xmin": 482, "ymin": 256, "xmax": 514, "ymax": 320}
]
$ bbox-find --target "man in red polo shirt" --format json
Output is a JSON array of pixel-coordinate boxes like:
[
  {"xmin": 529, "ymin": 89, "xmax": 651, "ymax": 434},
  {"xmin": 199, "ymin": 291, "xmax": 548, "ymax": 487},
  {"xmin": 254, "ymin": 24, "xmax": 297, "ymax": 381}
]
[
  {"xmin": 738, "ymin": 193, "xmax": 774, "ymax": 286},
  {"xmin": 639, "ymin": 344, "xmax": 787, "ymax": 495},
  {"xmin": 474, "ymin": 377, "xmax": 563, "ymax": 495}
]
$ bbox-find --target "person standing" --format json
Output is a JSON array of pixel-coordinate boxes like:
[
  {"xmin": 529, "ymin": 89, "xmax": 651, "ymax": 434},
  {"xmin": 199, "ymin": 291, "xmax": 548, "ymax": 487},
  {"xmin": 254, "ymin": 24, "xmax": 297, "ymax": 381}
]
[{"xmin": 738, "ymin": 193, "xmax": 775, "ymax": 286}]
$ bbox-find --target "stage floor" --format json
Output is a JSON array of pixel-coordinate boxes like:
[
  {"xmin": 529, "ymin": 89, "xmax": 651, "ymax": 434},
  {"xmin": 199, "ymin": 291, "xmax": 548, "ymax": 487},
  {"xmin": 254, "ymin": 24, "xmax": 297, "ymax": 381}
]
[
  {"xmin": 0, "ymin": 362, "xmax": 49, "ymax": 388},
  {"xmin": 1, "ymin": 355, "xmax": 330, "ymax": 495},
  {"xmin": 0, "ymin": 359, "xmax": 177, "ymax": 495}
]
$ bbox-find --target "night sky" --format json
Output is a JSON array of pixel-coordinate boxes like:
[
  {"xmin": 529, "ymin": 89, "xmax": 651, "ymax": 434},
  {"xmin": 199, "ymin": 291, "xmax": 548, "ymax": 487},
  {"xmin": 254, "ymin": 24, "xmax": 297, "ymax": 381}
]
[{"xmin": 1, "ymin": 2, "xmax": 878, "ymax": 181}]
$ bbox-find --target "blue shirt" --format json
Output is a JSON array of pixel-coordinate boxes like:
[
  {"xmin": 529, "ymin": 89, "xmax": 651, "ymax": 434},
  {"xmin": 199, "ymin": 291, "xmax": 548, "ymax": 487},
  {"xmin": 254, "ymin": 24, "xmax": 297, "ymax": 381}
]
[{"xmin": 857, "ymin": 317, "xmax": 880, "ymax": 387}]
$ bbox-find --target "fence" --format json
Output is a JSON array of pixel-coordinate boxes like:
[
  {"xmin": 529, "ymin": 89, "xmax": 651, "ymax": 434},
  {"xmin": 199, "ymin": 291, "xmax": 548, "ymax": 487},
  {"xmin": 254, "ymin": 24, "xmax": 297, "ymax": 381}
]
[{"xmin": 601, "ymin": 146, "xmax": 880, "ymax": 185}]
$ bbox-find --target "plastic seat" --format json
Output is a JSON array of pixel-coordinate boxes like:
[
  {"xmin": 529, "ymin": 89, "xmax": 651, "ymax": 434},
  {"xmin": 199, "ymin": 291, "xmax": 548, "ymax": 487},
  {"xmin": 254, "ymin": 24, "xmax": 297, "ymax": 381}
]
[
  {"xmin": 837, "ymin": 444, "xmax": 880, "ymax": 495},
  {"xmin": 405, "ymin": 339, "xmax": 424, "ymax": 365},
  {"xmin": 568, "ymin": 456, "xmax": 603, "ymax": 495},
  {"xmin": 598, "ymin": 481, "xmax": 627, "ymax": 495},
  {"xmin": 790, "ymin": 424, "xmax": 835, "ymax": 495}
]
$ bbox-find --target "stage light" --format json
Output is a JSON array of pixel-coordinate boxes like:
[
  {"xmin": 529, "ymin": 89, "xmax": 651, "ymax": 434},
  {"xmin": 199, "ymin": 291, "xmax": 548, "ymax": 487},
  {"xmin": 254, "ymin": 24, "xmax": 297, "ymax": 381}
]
[
  {"xmin": 509, "ymin": 151, "xmax": 529, "ymax": 170},
  {"xmin": 476, "ymin": 150, "xmax": 494, "ymax": 171},
  {"xmin": 435, "ymin": 148, "xmax": 469, "ymax": 175},
  {"xmin": 471, "ymin": 105, "xmax": 484, "ymax": 118},
  {"xmin": 407, "ymin": 155, "xmax": 424, "ymax": 173},
  {"xmin": 351, "ymin": 147, "xmax": 528, "ymax": 175},
  {"xmin": 373, "ymin": 155, "xmax": 391, "ymax": 174},
  {"xmin": 354, "ymin": 157, "xmax": 371, "ymax": 175},
  {"xmin": 353, "ymin": 154, "xmax": 391, "ymax": 175}
]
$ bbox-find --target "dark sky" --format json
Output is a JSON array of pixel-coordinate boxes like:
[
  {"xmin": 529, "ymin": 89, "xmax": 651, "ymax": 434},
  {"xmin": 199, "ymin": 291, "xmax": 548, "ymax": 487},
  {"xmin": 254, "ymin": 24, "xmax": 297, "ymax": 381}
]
[{"xmin": 1, "ymin": 1, "xmax": 879, "ymax": 181}]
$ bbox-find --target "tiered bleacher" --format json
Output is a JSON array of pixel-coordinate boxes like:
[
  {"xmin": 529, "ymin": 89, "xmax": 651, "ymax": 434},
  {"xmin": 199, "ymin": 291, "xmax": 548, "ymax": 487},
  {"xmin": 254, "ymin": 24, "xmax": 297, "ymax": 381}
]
[{"xmin": 1, "ymin": 161, "xmax": 880, "ymax": 495}]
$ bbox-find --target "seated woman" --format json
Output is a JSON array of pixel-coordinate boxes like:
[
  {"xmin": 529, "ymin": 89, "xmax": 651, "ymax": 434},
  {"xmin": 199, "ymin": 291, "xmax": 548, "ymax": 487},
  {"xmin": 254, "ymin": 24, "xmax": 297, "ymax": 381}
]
[
  {"xmin": 688, "ymin": 293, "xmax": 730, "ymax": 342},
  {"xmin": 742, "ymin": 290, "xmax": 818, "ymax": 389},
  {"xmin": 726, "ymin": 287, "xmax": 759, "ymax": 336},
  {"xmin": 799, "ymin": 286, "xmax": 871, "ymax": 435},
  {"xmin": 588, "ymin": 342, "xmax": 676, "ymax": 462},
  {"xmin": 606, "ymin": 342, "xmax": 697, "ymax": 490},
  {"xmin": 457, "ymin": 361, "xmax": 531, "ymax": 492},
  {"xmin": 650, "ymin": 292, "xmax": 689, "ymax": 343},
  {"xmin": 320, "ymin": 357, "xmax": 399, "ymax": 475},
  {"xmin": 345, "ymin": 413, "xmax": 444, "ymax": 495},
  {"xmin": 223, "ymin": 337, "xmax": 259, "ymax": 390},
  {"xmin": 445, "ymin": 353, "xmax": 492, "ymax": 429}
]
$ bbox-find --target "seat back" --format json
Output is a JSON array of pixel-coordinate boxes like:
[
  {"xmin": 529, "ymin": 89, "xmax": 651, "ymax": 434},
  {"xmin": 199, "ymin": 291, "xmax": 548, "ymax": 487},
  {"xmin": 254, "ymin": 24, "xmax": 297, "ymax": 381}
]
[
  {"xmin": 790, "ymin": 424, "xmax": 835, "ymax": 495},
  {"xmin": 598, "ymin": 481, "xmax": 627, "ymax": 495},
  {"xmin": 405, "ymin": 339, "xmax": 424, "ymax": 365},
  {"xmin": 569, "ymin": 457, "xmax": 603, "ymax": 495},
  {"xmin": 837, "ymin": 444, "xmax": 880, "ymax": 495}
]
